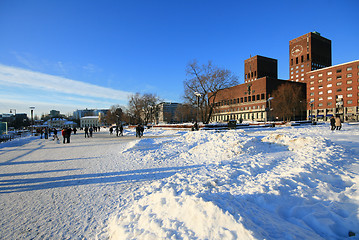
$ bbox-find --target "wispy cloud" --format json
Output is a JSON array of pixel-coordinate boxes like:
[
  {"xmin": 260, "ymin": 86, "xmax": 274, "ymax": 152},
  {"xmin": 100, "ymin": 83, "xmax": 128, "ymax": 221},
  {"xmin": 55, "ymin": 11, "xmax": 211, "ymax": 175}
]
[
  {"xmin": 0, "ymin": 64, "xmax": 132, "ymax": 101},
  {"xmin": 0, "ymin": 64, "xmax": 133, "ymax": 114}
]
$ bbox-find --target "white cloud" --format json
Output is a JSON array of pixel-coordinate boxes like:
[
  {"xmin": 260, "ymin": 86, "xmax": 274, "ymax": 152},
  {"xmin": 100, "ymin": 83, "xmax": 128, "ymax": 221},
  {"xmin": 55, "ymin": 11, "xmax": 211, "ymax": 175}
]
[
  {"xmin": 0, "ymin": 64, "xmax": 132, "ymax": 101},
  {"xmin": 0, "ymin": 64, "xmax": 133, "ymax": 114}
]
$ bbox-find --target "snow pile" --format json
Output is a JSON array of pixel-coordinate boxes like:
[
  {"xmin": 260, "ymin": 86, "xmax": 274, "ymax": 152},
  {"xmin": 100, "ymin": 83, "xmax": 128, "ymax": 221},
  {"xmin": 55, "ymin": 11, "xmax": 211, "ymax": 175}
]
[{"xmin": 109, "ymin": 126, "xmax": 359, "ymax": 240}]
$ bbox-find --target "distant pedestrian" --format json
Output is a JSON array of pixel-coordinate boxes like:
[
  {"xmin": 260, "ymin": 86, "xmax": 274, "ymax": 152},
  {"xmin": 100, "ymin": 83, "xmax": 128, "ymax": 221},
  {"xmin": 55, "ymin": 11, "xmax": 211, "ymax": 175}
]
[
  {"xmin": 44, "ymin": 127, "xmax": 49, "ymax": 139},
  {"xmin": 109, "ymin": 126, "xmax": 113, "ymax": 135},
  {"xmin": 52, "ymin": 128, "xmax": 59, "ymax": 141},
  {"xmin": 62, "ymin": 128, "xmax": 66, "ymax": 143},
  {"xmin": 73, "ymin": 127, "xmax": 77, "ymax": 134},
  {"xmin": 330, "ymin": 116, "xmax": 336, "ymax": 131},
  {"xmin": 136, "ymin": 125, "xmax": 140, "ymax": 138},
  {"xmin": 116, "ymin": 126, "xmax": 119, "ymax": 137},
  {"xmin": 120, "ymin": 125, "xmax": 123, "ymax": 136},
  {"xmin": 335, "ymin": 116, "xmax": 342, "ymax": 130},
  {"xmin": 89, "ymin": 127, "xmax": 93, "ymax": 137},
  {"xmin": 84, "ymin": 126, "xmax": 89, "ymax": 138},
  {"xmin": 66, "ymin": 127, "xmax": 71, "ymax": 143}
]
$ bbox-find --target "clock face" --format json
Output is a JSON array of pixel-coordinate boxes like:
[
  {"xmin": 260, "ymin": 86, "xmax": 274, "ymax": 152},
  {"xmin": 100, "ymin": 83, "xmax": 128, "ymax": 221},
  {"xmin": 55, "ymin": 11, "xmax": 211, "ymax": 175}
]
[{"xmin": 291, "ymin": 45, "xmax": 303, "ymax": 57}]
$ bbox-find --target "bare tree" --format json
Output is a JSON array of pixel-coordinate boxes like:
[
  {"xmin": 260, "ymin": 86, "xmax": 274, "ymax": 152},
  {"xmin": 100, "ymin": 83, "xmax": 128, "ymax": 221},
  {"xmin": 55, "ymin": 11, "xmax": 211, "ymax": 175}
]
[
  {"xmin": 128, "ymin": 93, "xmax": 161, "ymax": 124},
  {"xmin": 270, "ymin": 83, "xmax": 306, "ymax": 121},
  {"xmin": 105, "ymin": 105, "xmax": 125, "ymax": 125},
  {"xmin": 184, "ymin": 60, "xmax": 238, "ymax": 123}
]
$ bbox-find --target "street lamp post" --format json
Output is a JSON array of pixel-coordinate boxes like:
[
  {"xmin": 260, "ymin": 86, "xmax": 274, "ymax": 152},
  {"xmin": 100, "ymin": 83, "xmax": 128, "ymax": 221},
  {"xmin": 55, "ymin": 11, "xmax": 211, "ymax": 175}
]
[
  {"xmin": 266, "ymin": 97, "xmax": 274, "ymax": 122},
  {"xmin": 10, "ymin": 109, "xmax": 16, "ymax": 128},
  {"xmin": 194, "ymin": 92, "xmax": 202, "ymax": 130},
  {"xmin": 30, "ymin": 107, "xmax": 35, "ymax": 136},
  {"xmin": 309, "ymin": 100, "xmax": 314, "ymax": 123}
]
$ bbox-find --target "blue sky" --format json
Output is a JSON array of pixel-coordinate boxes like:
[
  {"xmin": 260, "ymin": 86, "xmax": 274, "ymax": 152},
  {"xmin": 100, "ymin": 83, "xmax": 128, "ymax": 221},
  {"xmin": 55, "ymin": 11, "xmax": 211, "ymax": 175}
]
[{"xmin": 0, "ymin": 0, "xmax": 358, "ymax": 116}]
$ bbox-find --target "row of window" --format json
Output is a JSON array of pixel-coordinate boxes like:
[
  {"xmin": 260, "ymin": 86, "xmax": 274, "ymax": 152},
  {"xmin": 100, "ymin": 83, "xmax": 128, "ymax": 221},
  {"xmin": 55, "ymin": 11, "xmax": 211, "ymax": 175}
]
[
  {"xmin": 245, "ymin": 71, "xmax": 257, "ymax": 79},
  {"xmin": 214, "ymin": 105, "xmax": 266, "ymax": 113},
  {"xmin": 309, "ymin": 86, "xmax": 355, "ymax": 96},
  {"xmin": 308, "ymin": 65, "xmax": 359, "ymax": 79},
  {"xmin": 290, "ymin": 54, "xmax": 310, "ymax": 66},
  {"xmin": 214, "ymin": 93, "xmax": 266, "ymax": 106},
  {"xmin": 313, "ymin": 100, "xmax": 357, "ymax": 107},
  {"xmin": 310, "ymin": 82, "xmax": 356, "ymax": 89},
  {"xmin": 310, "ymin": 79, "xmax": 357, "ymax": 84},
  {"xmin": 212, "ymin": 112, "xmax": 265, "ymax": 121}
]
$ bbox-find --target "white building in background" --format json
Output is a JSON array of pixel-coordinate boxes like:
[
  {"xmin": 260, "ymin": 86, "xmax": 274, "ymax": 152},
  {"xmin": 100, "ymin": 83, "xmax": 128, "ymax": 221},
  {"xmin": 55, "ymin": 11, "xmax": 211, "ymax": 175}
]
[
  {"xmin": 45, "ymin": 118, "xmax": 77, "ymax": 129},
  {"xmin": 157, "ymin": 102, "xmax": 180, "ymax": 124},
  {"xmin": 80, "ymin": 116, "xmax": 100, "ymax": 128}
]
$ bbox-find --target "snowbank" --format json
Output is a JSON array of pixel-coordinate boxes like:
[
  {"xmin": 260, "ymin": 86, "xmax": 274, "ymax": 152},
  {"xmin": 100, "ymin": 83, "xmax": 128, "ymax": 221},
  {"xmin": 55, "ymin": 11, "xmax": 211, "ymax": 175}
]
[{"xmin": 109, "ymin": 125, "xmax": 359, "ymax": 240}]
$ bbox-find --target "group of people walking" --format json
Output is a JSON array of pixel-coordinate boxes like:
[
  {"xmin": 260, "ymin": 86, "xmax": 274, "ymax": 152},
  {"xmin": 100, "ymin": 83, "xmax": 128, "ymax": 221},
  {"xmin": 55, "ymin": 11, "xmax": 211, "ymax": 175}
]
[
  {"xmin": 109, "ymin": 125, "xmax": 124, "ymax": 137},
  {"xmin": 330, "ymin": 116, "xmax": 342, "ymax": 131},
  {"xmin": 136, "ymin": 124, "xmax": 144, "ymax": 138}
]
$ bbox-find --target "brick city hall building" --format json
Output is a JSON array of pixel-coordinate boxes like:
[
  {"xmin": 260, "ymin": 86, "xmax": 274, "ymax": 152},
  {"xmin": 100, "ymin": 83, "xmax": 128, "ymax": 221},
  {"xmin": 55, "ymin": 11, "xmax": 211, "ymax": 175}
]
[{"xmin": 210, "ymin": 32, "xmax": 359, "ymax": 123}]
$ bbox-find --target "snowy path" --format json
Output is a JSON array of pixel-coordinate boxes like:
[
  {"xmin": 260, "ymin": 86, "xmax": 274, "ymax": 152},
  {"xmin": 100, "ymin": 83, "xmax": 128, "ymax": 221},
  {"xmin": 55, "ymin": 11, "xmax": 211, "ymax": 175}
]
[{"xmin": 0, "ymin": 130, "xmax": 188, "ymax": 239}]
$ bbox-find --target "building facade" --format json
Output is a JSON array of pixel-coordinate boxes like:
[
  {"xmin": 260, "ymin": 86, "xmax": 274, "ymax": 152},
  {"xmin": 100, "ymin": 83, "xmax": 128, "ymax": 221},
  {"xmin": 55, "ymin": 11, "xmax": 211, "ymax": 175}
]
[
  {"xmin": 306, "ymin": 60, "xmax": 359, "ymax": 121},
  {"xmin": 80, "ymin": 116, "xmax": 100, "ymax": 128},
  {"xmin": 211, "ymin": 75, "xmax": 304, "ymax": 122},
  {"xmin": 157, "ymin": 102, "xmax": 180, "ymax": 124},
  {"xmin": 211, "ymin": 32, "xmax": 358, "ymax": 123}
]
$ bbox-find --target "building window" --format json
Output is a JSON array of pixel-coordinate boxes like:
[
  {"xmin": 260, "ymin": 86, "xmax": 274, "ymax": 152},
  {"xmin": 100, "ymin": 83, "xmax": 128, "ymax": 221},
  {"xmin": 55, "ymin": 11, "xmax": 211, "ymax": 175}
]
[
  {"xmin": 327, "ymin": 71, "xmax": 332, "ymax": 75},
  {"xmin": 327, "ymin": 84, "xmax": 332, "ymax": 87},
  {"xmin": 318, "ymin": 103, "xmax": 323, "ymax": 107},
  {"xmin": 347, "ymin": 94, "xmax": 353, "ymax": 97},
  {"xmin": 347, "ymin": 73, "xmax": 352, "ymax": 78},
  {"xmin": 337, "ymin": 69, "xmax": 342, "ymax": 73},
  {"xmin": 310, "ymin": 75, "xmax": 315, "ymax": 79},
  {"xmin": 347, "ymin": 80, "xmax": 353, "ymax": 84},
  {"xmin": 347, "ymin": 100, "xmax": 353, "ymax": 104},
  {"xmin": 337, "ymin": 88, "xmax": 342, "ymax": 92},
  {"xmin": 319, "ymin": 85, "xmax": 323, "ymax": 89},
  {"xmin": 310, "ymin": 92, "xmax": 314, "ymax": 96},
  {"xmin": 347, "ymin": 67, "xmax": 352, "ymax": 71},
  {"xmin": 337, "ymin": 76, "xmax": 342, "ymax": 80},
  {"xmin": 318, "ymin": 73, "xmax": 323, "ymax": 77},
  {"xmin": 318, "ymin": 79, "xmax": 323, "ymax": 83},
  {"xmin": 328, "ymin": 102, "xmax": 332, "ymax": 106},
  {"xmin": 336, "ymin": 82, "xmax": 342, "ymax": 86},
  {"xmin": 319, "ymin": 91, "xmax": 323, "ymax": 95},
  {"xmin": 328, "ymin": 96, "xmax": 332, "ymax": 100},
  {"xmin": 319, "ymin": 97, "xmax": 323, "ymax": 101},
  {"xmin": 347, "ymin": 87, "xmax": 353, "ymax": 91},
  {"xmin": 327, "ymin": 77, "xmax": 332, "ymax": 81},
  {"xmin": 310, "ymin": 87, "xmax": 315, "ymax": 90}
]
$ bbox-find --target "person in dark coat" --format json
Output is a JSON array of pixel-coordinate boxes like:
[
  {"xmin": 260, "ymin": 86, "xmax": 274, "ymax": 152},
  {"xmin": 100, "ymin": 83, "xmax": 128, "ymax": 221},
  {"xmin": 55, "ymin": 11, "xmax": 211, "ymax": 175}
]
[
  {"xmin": 73, "ymin": 127, "xmax": 77, "ymax": 134},
  {"xmin": 66, "ymin": 127, "xmax": 71, "ymax": 143},
  {"xmin": 89, "ymin": 126, "xmax": 93, "ymax": 137},
  {"xmin": 330, "ymin": 116, "xmax": 336, "ymax": 131},
  {"xmin": 44, "ymin": 127, "xmax": 49, "ymax": 139},
  {"xmin": 120, "ymin": 125, "xmax": 123, "ymax": 136},
  {"xmin": 115, "ymin": 126, "xmax": 119, "ymax": 137},
  {"xmin": 84, "ymin": 126, "xmax": 89, "ymax": 138},
  {"xmin": 52, "ymin": 128, "xmax": 59, "ymax": 141}
]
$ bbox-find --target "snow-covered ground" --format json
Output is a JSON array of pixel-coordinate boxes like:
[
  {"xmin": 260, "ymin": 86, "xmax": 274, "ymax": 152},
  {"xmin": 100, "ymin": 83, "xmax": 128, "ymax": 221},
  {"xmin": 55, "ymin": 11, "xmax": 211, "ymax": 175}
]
[{"xmin": 1, "ymin": 124, "xmax": 359, "ymax": 239}]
